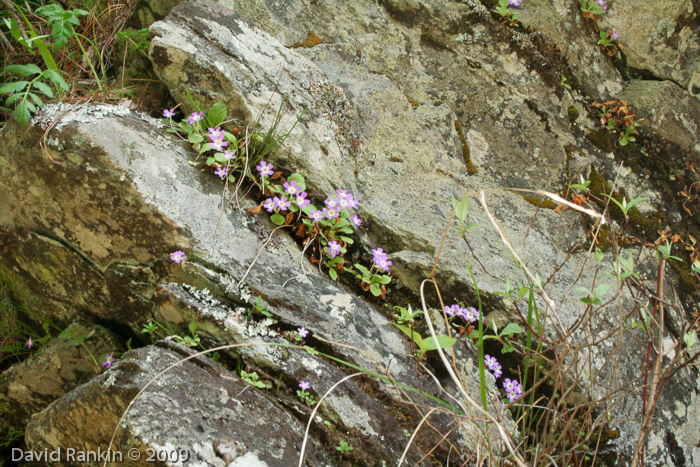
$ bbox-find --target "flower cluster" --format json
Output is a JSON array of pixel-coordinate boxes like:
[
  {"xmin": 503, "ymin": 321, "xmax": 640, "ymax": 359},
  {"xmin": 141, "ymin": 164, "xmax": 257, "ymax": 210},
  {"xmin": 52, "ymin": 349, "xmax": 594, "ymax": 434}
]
[
  {"xmin": 485, "ymin": 354, "xmax": 503, "ymax": 378},
  {"xmin": 485, "ymin": 355, "xmax": 523, "ymax": 402},
  {"xmin": 371, "ymin": 248, "xmax": 392, "ymax": 272},
  {"xmin": 595, "ymin": 0, "xmax": 608, "ymax": 11},
  {"xmin": 503, "ymin": 378, "xmax": 523, "ymax": 402},
  {"xmin": 443, "ymin": 304, "xmax": 480, "ymax": 323},
  {"xmin": 507, "ymin": 0, "xmax": 522, "ymax": 6}
]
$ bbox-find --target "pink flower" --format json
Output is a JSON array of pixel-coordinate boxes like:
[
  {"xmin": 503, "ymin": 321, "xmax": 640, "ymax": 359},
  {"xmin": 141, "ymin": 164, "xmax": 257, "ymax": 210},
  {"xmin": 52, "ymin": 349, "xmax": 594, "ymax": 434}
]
[
  {"xmin": 163, "ymin": 108, "xmax": 175, "ymax": 118},
  {"xmin": 187, "ymin": 112, "xmax": 203, "ymax": 125},
  {"xmin": 102, "ymin": 352, "xmax": 115, "ymax": 369},
  {"xmin": 170, "ymin": 250, "xmax": 186, "ymax": 263},
  {"xmin": 26, "ymin": 336, "xmax": 33, "ymax": 349}
]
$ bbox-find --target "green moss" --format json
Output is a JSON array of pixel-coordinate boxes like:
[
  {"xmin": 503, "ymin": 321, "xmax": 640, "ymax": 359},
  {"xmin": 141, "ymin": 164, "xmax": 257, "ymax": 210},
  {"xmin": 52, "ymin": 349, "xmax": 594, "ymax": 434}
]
[
  {"xmin": 289, "ymin": 31, "xmax": 323, "ymax": 49},
  {"xmin": 589, "ymin": 166, "xmax": 667, "ymax": 237},
  {"xmin": 406, "ymin": 97, "xmax": 420, "ymax": 109},
  {"xmin": 567, "ymin": 106, "xmax": 579, "ymax": 122},
  {"xmin": 454, "ymin": 119, "xmax": 477, "ymax": 175},
  {"xmin": 586, "ymin": 130, "xmax": 616, "ymax": 153},
  {"xmin": 516, "ymin": 193, "xmax": 558, "ymax": 210}
]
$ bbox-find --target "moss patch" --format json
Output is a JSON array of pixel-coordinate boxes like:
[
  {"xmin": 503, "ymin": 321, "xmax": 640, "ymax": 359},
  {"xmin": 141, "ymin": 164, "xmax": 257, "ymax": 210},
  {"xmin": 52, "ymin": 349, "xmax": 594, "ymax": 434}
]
[
  {"xmin": 568, "ymin": 106, "xmax": 579, "ymax": 122},
  {"xmin": 515, "ymin": 193, "xmax": 558, "ymax": 210},
  {"xmin": 289, "ymin": 31, "xmax": 323, "ymax": 49},
  {"xmin": 406, "ymin": 97, "xmax": 420, "ymax": 109},
  {"xmin": 454, "ymin": 119, "xmax": 477, "ymax": 175}
]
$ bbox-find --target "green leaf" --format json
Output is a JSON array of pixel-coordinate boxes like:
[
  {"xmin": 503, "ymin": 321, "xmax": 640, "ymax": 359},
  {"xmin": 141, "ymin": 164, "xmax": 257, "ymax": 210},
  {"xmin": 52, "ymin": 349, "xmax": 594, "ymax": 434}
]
[
  {"xmin": 0, "ymin": 81, "xmax": 29, "ymax": 94},
  {"xmin": 14, "ymin": 98, "xmax": 33, "ymax": 127},
  {"xmin": 270, "ymin": 213, "xmax": 285, "ymax": 225},
  {"xmin": 27, "ymin": 92, "xmax": 44, "ymax": 108},
  {"xmin": 393, "ymin": 323, "xmax": 427, "ymax": 354},
  {"xmin": 206, "ymin": 102, "xmax": 227, "ymax": 127},
  {"xmin": 5, "ymin": 93, "xmax": 24, "ymax": 105},
  {"xmin": 339, "ymin": 236, "xmax": 354, "ymax": 244},
  {"xmin": 452, "ymin": 196, "xmax": 469, "ymax": 223},
  {"xmin": 189, "ymin": 133, "xmax": 204, "ymax": 144},
  {"xmin": 370, "ymin": 283, "xmax": 381, "ymax": 296},
  {"xmin": 32, "ymin": 81, "xmax": 53, "ymax": 98},
  {"xmin": 4, "ymin": 64, "xmax": 41, "ymax": 77},
  {"xmin": 188, "ymin": 321, "xmax": 198, "ymax": 335},
  {"xmin": 499, "ymin": 323, "xmax": 524, "ymax": 337},
  {"xmin": 328, "ymin": 268, "xmax": 338, "ymax": 281},
  {"xmin": 423, "ymin": 335, "xmax": 457, "ymax": 351},
  {"xmin": 206, "ymin": 157, "xmax": 215, "ymax": 166},
  {"xmin": 214, "ymin": 153, "xmax": 227, "ymax": 163},
  {"xmin": 376, "ymin": 274, "xmax": 391, "ymax": 285}
]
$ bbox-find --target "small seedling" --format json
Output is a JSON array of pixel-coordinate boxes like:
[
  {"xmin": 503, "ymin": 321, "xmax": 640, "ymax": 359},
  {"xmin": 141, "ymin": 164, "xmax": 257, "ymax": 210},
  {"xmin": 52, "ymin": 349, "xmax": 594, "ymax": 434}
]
[
  {"xmin": 240, "ymin": 370, "xmax": 266, "ymax": 388},
  {"xmin": 335, "ymin": 441, "xmax": 353, "ymax": 454}
]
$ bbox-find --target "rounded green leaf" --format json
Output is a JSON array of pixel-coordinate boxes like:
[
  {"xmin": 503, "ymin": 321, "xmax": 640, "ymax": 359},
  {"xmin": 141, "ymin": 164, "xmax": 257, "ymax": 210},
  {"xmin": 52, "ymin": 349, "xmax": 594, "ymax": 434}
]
[{"xmin": 271, "ymin": 213, "xmax": 285, "ymax": 225}]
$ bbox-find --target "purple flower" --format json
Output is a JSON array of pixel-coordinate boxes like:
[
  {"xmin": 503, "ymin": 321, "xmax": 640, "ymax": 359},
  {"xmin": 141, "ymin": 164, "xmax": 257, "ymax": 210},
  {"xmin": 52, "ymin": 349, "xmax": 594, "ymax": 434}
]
[
  {"xmin": 323, "ymin": 207, "xmax": 340, "ymax": 219},
  {"xmin": 208, "ymin": 126, "xmax": 224, "ymax": 141},
  {"xmin": 102, "ymin": 352, "xmax": 115, "ymax": 369},
  {"xmin": 444, "ymin": 305, "xmax": 456, "ymax": 317},
  {"xmin": 170, "ymin": 250, "xmax": 186, "ymax": 263},
  {"xmin": 493, "ymin": 364, "xmax": 502, "ymax": 378},
  {"xmin": 596, "ymin": 0, "xmax": 608, "ymax": 10},
  {"xmin": 350, "ymin": 214, "xmax": 362, "ymax": 226},
  {"xmin": 187, "ymin": 111, "xmax": 203, "ymax": 125},
  {"xmin": 309, "ymin": 209, "xmax": 325, "ymax": 222},
  {"xmin": 611, "ymin": 30, "xmax": 620, "ymax": 40},
  {"xmin": 275, "ymin": 196, "xmax": 292, "ymax": 211},
  {"xmin": 215, "ymin": 166, "xmax": 229, "ymax": 179},
  {"xmin": 257, "ymin": 161, "xmax": 274, "ymax": 177},
  {"xmin": 504, "ymin": 378, "xmax": 516, "ymax": 392},
  {"xmin": 284, "ymin": 180, "xmax": 300, "ymax": 195},
  {"xmin": 295, "ymin": 192, "xmax": 310, "ymax": 208},
  {"xmin": 263, "ymin": 198, "xmax": 276, "ymax": 212},
  {"xmin": 336, "ymin": 189, "xmax": 351, "ymax": 200},
  {"xmin": 223, "ymin": 150, "xmax": 235, "ymax": 160},
  {"xmin": 375, "ymin": 257, "xmax": 392, "ymax": 272},
  {"xmin": 371, "ymin": 248, "xmax": 387, "ymax": 262},
  {"xmin": 327, "ymin": 240, "xmax": 342, "ymax": 258},
  {"xmin": 463, "ymin": 306, "xmax": 479, "ymax": 323},
  {"xmin": 163, "ymin": 108, "xmax": 175, "ymax": 119},
  {"xmin": 485, "ymin": 354, "xmax": 498, "ymax": 371},
  {"xmin": 297, "ymin": 327, "xmax": 309, "ymax": 338},
  {"xmin": 26, "ymin": 336, "xmax": 33, "ymax": 349},
  {"xmin": 508, "ymin": 0, "xmax": 522, "ymax": 6},
  {"xmin": 299, "ymin": 381, "xmax": 311, "ymax": 391},
  {"xmin": 324, "ymin": 196, "xmax": 339, "ymax": 208},
  {"xmin": 210, "ymin": 138, "xmax": 228, "ymax": 152}
]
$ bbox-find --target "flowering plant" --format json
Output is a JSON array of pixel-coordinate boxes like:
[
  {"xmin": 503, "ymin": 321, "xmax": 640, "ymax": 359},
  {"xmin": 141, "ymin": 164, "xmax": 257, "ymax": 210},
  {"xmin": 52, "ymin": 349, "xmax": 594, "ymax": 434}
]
[
  {"xmin": 495, "ymin": 0, "xmax": 520, "ymax": 25},
  {"xmin": 296, "ymin": 381, "xmax": 317, "ymax": 406},
  {"xmin": 598, "ymin": 30, "xmax": 620, "ymax": 47},
  {"xmin": 579, "ymin": 0, "xmax": 606, "ymax": 16}
]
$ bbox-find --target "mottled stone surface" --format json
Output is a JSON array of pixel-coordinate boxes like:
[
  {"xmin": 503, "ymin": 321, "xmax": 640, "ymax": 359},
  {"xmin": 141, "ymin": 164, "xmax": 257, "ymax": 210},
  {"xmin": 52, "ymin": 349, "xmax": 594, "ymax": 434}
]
[{"xmin": 0, "ymin": 324, "xmax": 121, "ymax": 435}]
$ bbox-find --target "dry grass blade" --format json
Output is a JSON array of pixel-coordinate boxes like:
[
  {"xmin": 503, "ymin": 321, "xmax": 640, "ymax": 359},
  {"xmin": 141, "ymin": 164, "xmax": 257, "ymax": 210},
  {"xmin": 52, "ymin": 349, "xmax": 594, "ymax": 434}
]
[{"xmin": 297, "ymin": 372, "xmax": 363, "ymax": 467}]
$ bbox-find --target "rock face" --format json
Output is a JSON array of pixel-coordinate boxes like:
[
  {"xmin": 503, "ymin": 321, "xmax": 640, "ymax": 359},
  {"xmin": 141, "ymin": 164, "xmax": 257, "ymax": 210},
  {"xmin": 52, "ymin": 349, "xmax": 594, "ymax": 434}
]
[
  {"xmin": 0, "ymin": 324, "xmax": 121, "ymax": 435},
  {"xmin": 1, "ymin": 0, "xmax": 700, "ymax": 466}
]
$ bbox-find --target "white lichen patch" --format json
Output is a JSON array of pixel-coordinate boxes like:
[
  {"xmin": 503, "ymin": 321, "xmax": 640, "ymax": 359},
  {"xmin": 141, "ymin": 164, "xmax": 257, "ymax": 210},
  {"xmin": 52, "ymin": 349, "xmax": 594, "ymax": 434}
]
[
  {"xmin": 326, "ymin": 394, "xmax": 378, "ymax": 437},
  {"xmin": 319, "ymin": 293, "xmax": 356, "ymax": 319},
  {"xmin": 229, "ymin": 452, "xmax": 270, "ymax": 467},
  {"xmin": 34, "ymin": 103, "xmax": 151, "ymax": 131}
]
